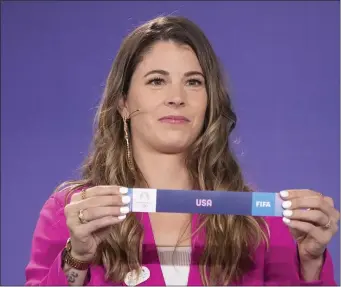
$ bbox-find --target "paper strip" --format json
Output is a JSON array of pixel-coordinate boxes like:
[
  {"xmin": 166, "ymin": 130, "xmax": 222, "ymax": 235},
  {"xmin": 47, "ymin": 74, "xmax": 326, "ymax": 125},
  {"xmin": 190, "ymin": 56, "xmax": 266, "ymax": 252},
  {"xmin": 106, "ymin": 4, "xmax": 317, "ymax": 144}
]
[{"xmin": 122, "ymin": 188, "xmax": 283, "ymax": 217}]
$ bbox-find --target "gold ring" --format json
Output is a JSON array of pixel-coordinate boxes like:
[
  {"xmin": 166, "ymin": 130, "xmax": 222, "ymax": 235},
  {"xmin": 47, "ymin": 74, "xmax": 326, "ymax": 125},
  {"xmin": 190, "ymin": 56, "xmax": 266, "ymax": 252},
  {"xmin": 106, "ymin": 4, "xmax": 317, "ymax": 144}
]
[
  {"xmin": 81, "ymin": 189, "xmax": 87, "ymax": 200},
  {"xmin": 78, "ymin": 209, "xmax": 88, "ymax": 224},
  {"xmin": 323, "ymin": 218, "xmax": 332, "ymax": 229}
]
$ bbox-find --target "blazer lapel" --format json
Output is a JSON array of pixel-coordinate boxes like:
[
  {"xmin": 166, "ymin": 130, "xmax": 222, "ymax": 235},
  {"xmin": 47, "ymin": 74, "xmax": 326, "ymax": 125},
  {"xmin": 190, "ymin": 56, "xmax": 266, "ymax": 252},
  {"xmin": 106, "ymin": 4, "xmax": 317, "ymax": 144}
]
[
  {"xmin": 136, "ymin": 212, "xmax": 166, "ymax": 286},
  {"xmin": 122, "ymin": 213, "xmax": 206, "ymax": 286},
  {"xmin": 187, "ymin": 213, "xmax": 205, "ymax": 286}
]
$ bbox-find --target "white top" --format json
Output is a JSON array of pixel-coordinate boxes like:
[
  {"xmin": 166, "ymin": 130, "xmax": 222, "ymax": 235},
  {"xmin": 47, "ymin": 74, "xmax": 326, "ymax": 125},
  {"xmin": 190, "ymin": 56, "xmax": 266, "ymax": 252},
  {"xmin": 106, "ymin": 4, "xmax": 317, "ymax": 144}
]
[{"xmin": 157, "ymin": 246, "xmax": 191, "ymax": 286}]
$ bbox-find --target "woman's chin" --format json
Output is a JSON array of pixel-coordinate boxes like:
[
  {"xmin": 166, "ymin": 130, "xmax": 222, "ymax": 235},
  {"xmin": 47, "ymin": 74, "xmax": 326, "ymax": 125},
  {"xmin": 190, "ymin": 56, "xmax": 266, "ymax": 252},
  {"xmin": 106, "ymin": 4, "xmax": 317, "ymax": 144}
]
[{"xmin": 154, "ymin": 140, "xmax": 191, "ymax": 155}]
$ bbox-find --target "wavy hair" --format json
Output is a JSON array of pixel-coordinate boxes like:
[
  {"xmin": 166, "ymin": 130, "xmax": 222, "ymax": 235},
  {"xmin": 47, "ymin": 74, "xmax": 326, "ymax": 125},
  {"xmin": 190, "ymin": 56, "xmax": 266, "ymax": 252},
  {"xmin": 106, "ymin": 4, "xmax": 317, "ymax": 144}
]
[{"xmin": 59, "ymin": 16, "xmax": 269, "ymax": 285}]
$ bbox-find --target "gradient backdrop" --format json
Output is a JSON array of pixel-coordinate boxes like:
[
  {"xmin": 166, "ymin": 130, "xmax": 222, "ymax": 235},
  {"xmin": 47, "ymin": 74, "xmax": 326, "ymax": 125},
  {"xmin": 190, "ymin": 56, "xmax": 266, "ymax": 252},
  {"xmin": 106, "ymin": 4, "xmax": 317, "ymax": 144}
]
[{"xmin": 1, "ymin": 1, "xmax": 340, "ymax": 285}]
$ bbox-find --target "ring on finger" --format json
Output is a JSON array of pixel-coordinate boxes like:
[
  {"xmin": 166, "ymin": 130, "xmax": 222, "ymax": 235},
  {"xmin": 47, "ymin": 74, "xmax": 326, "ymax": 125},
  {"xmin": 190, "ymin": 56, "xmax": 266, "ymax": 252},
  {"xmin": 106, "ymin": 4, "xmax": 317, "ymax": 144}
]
[
  {"xmin": 78, "ymin": 209, "xmax": 88, "ymax": 224},
  {"xmin": 81, "ymin": 189, "xmax": 87, "ymax": 200}
]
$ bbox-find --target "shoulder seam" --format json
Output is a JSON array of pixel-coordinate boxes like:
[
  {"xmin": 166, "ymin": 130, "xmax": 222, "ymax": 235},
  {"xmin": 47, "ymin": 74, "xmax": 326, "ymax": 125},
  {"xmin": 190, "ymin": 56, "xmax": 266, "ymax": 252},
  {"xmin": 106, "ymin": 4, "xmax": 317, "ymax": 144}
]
[{"xmin": 49, "ymin": 195, "xmax": 65, "ymax": 229}]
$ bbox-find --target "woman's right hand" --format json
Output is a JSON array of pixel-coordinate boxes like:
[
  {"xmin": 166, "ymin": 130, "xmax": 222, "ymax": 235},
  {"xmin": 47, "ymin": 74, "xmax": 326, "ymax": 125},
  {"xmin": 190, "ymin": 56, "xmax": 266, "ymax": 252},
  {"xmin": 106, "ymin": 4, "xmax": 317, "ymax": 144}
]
[{"xmin": 64, "ymin": 185, "xmax": 130, "ymax": 262}]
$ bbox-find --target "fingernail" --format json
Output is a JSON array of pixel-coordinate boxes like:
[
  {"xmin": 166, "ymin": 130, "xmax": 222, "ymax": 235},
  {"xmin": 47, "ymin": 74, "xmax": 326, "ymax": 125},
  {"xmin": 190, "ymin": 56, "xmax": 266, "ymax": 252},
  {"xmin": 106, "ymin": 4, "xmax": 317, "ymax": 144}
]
[
  {"xmin": 120, "ymin": 206, "xmax": 130, "ymax": 214},
  {"xmin": 283, "ymin": 217, "xmax": 291, "ymax": 224},
  {"xmin": 122, "ymin": 196, "xmax": 131, "ymax": 204},
  {"xmin": 283, "ymin": 210, "xmax": 293, "ymax": 217},
  {"xmin": 282, "ymin": 201, "xmax": 292, "ymax": 209},
  {"xmin": 118, "ymin": 215, "xmax": 126, "ymax": 220},
  {"xmin": 120, "ymin": 187, "xmax": 128, "ymax": 194},
  {"xmin": 280, "ymin": 190, "xmax": 289, "ymax": 198}
]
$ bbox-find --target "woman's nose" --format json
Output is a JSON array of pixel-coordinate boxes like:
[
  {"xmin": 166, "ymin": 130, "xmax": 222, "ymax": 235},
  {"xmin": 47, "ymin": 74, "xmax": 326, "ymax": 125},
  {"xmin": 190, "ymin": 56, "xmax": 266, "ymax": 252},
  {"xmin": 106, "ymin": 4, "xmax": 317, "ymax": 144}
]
[{"xmin": 165, "ymin": 87, "xmax": 186, "ymax": 107}]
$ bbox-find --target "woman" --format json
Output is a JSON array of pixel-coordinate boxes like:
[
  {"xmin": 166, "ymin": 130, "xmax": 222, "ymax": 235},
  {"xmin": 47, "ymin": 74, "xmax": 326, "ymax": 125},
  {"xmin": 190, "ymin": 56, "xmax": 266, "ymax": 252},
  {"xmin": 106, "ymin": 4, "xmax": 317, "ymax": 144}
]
[{"xmin": 25, "ymin": 16, "xmax": 339, "ymax": 286}]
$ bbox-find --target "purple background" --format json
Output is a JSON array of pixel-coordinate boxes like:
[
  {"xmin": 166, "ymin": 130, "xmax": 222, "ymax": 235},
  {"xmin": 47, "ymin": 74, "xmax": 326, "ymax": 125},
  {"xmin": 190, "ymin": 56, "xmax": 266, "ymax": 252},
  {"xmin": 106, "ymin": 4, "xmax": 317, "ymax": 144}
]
[{"xmin": 1, "ymin": 1, "xmax": 340, "ymax": 285}]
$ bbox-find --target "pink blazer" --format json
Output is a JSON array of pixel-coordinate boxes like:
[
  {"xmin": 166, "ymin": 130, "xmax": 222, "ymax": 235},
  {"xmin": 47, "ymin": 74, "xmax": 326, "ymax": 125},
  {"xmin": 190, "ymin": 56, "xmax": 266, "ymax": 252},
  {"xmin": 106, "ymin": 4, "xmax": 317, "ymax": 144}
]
[{"xmin": 25, "ymin": 189, "xmax": 337, "ymax": 286}]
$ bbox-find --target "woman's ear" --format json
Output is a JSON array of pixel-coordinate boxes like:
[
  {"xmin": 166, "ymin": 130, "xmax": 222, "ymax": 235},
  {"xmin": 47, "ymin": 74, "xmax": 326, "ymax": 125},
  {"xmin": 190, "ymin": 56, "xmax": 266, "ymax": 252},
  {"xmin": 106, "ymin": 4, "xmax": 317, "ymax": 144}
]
[{"xmin": 118, "ymin": 96, "xmax": 129, "ymax": 119}]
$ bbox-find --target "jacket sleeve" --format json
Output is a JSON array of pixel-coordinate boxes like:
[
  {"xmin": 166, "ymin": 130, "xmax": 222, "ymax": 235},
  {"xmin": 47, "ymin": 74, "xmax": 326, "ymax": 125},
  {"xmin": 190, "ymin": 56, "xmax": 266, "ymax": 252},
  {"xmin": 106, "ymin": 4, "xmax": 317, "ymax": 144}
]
[
  {"xmin": 25, "ymin": 194, "xmax": 94, "ymax": 286},
  {"xmin": 263, "ymin": 217, "xmax": 336, "ymax": 286}
]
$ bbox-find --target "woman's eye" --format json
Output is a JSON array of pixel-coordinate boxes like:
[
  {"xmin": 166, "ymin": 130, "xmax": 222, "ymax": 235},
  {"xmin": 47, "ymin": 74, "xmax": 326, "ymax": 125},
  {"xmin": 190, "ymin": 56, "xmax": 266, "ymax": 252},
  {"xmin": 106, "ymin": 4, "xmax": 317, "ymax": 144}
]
[
  {"xmin": 187, "ymin": 79, "xmax": 203, "ymax": 86},
  {"xmin": 147, "ymin": 77, "xmax": 165, "ymax": 86}
]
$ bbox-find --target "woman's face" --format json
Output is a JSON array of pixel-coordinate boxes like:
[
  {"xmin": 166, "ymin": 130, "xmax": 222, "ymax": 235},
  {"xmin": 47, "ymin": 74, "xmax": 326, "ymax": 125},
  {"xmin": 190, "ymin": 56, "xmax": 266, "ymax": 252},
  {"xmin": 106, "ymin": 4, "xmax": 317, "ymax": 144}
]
[{"xmin": 124, "ymin": 41, "xmax": 208, "ymax": 154}]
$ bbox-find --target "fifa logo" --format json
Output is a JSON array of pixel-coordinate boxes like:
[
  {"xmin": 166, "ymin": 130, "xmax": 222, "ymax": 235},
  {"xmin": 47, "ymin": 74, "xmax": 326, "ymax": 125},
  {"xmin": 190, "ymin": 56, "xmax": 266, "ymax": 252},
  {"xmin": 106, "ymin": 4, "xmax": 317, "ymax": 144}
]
[
  {"xmin": 256, "ymin": 201, "xmax": 271, "ymax": 208},
  {"xmin": 196, "ymin": 199, "xmax": 212, "ymax": 207}
]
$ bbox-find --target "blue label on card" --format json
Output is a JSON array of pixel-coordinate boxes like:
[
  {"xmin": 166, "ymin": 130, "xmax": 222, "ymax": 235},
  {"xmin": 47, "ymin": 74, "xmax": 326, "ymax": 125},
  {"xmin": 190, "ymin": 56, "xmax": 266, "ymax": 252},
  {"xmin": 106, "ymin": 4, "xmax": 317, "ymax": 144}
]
[
  {"xmin": 156, "ymin": 189, "xmax": 252, "ymax": 215},
  {"xmin": 251, "ymin": 192, "xmax": 276, "ymax": 216}
]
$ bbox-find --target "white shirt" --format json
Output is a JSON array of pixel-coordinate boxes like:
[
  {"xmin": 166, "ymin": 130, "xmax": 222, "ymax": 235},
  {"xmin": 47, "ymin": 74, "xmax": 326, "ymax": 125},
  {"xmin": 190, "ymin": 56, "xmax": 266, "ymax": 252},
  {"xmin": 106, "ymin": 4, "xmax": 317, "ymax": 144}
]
[{"xmin": 157, "ymin": 246, "xmax": 191, "ymax": 286}]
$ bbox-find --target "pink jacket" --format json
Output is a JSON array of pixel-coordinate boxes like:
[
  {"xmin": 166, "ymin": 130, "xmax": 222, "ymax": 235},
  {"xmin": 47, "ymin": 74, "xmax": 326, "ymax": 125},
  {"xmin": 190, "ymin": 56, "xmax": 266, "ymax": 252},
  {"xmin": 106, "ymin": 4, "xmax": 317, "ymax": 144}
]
[{"xmin": 25, "ymin": 189, "xmax": 336, "ymax": 286}]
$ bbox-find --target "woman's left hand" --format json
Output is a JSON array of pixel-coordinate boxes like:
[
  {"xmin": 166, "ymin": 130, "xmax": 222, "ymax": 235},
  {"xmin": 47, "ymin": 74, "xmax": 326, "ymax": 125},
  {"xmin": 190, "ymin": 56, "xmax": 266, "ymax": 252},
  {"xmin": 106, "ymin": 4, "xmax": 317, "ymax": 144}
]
[{"xmin": 279, "ymin": 189, "xmax": 340, "ymax": 267}]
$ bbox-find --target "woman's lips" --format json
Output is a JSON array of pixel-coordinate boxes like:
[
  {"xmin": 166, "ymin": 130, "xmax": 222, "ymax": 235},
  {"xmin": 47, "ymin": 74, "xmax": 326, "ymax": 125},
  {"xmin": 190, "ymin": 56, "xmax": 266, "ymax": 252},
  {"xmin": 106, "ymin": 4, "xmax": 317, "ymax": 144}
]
[{"xmin": 158, "ymin": 115, "xmax": 190, "ymax": 124}]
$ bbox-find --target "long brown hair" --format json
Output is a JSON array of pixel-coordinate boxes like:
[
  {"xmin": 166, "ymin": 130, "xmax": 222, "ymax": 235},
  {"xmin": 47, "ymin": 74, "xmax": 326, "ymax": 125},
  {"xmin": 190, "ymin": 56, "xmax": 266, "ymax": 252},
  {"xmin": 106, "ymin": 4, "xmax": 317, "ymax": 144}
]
[{"xmin": 59, "ymin": 16, "xmax": 269, "ymax": 285}]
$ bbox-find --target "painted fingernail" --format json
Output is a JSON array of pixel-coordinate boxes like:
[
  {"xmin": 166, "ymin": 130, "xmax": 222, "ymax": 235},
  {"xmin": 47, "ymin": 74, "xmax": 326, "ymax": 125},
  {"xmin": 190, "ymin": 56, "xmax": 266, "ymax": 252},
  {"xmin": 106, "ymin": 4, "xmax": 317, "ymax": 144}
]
[
  {"xmin": 121, "ymin": 196, "xmax": 131, "ymax": 204},
  {"xmin": 283, "ymin": 217, "xmax": 291, "ymax": 224},
  {"xmin": 283, "ymin": 210, "xmax": 293, "ymax": 217},
  {"xmin": 118, "ymin": 215, "xmax": 127, "ymax": 220},
  {"xmin": 280, "ymin": 190, "xmax": 289, "ymax": 198},
  {"xmin": 282, "ymin": 201, "xmax": 292, "ymax": 209},
  {"xmin": 120, "ymin": 206, "xmax": 130, "ymax": 214},
  {"xmin": 120, "ymin": 187, "xmax": 128, "ymax": 194}
]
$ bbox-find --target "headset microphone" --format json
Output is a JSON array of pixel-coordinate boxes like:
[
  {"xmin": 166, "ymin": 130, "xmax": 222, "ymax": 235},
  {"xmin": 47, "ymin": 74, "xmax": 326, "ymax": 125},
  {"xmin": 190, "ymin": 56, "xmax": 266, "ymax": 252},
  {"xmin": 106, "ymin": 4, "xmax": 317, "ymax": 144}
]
[{"xmin": 127, "ymin": 109, "xmax": 141, "ymax": 119}]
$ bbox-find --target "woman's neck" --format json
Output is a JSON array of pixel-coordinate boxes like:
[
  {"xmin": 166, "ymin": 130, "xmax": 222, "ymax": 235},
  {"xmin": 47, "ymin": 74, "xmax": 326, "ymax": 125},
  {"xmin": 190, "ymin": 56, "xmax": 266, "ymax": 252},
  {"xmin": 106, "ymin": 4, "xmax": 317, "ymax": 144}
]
[{"xmin": 133, "ymin": 149, "xmax": 193, "ymax": 190}]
